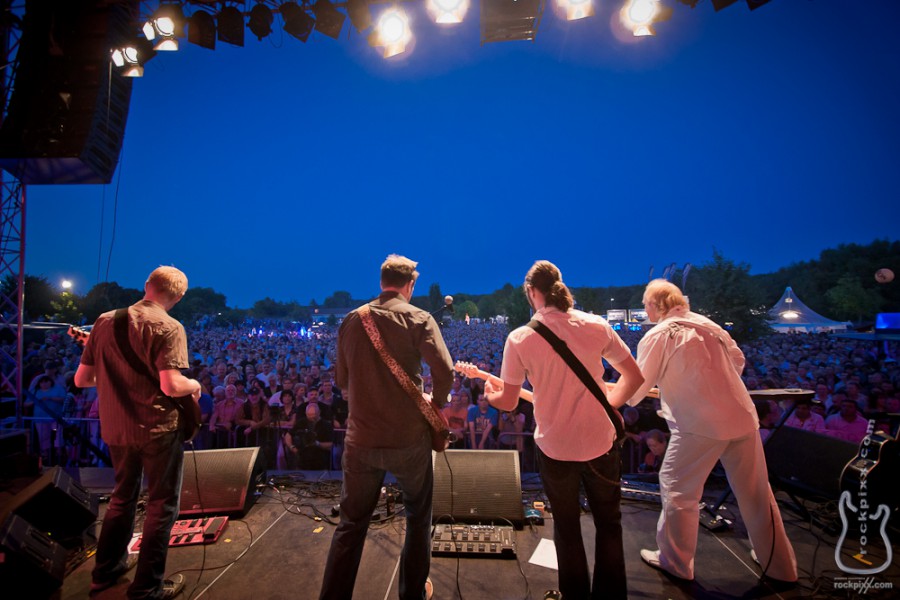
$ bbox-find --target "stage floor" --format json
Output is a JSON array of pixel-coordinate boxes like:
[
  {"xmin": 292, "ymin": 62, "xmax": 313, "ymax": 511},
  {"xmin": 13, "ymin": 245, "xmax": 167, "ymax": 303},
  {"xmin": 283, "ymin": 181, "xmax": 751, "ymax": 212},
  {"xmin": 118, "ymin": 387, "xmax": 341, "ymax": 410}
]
[{"xmin": 52, "ymin": 469, "xmax": 898, "ymax": 600}]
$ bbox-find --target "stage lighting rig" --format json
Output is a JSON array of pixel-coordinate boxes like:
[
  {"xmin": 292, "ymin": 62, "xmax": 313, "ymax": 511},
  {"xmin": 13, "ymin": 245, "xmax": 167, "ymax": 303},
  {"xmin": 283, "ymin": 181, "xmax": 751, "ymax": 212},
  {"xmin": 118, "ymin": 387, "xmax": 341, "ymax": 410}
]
[
  {"xmin": 368, "ymin": 5, "xmax": 412, "ymax": 58},
  {"xmin": 217, "ymin": 4, "xmax": 246, "ymax": 47},
  {"xmin": 346, "ymin": 0, "xmax": 373, "ymax": 32},
  {"xmin": 143, "ymin": 2, "xmax": 184, "ymax": 51},
  {"xmin": 313, "ymin": 0, "xmax": 347, "ymax": 39},
  {"xmin": 426, "ymin": 0, "xmax": 470, "ymax": 25},
  {"xmin": 556, "ymin": 0, "xmax": 594, "ymax": 22},
  {"xmin": 480, "ymin": 0, "xmax": 543, "ymax": 44},
  {"xmin": 111, "ymin": 38, "xmax": 156, "ymax": 77},
  {"xmin": 188, "ymin": 9, "xmax": 216, "ymax": 49}
]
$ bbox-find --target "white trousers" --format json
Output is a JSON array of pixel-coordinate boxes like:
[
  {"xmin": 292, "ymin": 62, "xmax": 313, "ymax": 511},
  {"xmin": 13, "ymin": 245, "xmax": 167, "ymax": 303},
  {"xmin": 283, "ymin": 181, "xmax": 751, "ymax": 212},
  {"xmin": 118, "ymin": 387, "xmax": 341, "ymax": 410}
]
[{"xmin": 656, "ymin": 430, "xmax": 798, "ymax": 581}]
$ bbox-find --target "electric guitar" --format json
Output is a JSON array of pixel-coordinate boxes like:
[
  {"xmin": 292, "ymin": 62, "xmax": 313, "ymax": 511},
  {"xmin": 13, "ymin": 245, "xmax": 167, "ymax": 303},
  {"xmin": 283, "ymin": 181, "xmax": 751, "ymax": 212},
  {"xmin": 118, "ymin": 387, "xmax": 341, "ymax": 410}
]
[
  {"xmin": 453, "ymin": 361, "xmax": 661, "ymax": 401},
  {"xmin": 68, "ymin": 325, "xmax": 202, "ymax": 442}
]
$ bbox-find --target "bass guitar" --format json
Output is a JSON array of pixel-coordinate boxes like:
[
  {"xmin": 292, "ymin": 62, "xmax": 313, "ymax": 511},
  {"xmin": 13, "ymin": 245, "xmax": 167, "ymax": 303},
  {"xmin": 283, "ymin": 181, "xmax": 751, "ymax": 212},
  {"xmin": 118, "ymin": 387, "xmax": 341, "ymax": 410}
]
[
  {"xmin": 453, "ymin": 361, "xmax": 660, "ymax": 401},
  {"xmin": 68, "ymin": 325, "xmax": 202, "ymax": 442}
]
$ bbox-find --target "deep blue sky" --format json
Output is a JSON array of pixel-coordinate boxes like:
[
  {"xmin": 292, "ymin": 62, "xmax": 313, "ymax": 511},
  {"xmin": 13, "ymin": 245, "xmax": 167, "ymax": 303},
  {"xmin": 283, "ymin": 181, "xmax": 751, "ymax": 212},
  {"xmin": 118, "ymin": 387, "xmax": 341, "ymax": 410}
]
[{"xmin": 23, "ymin": 0, "xmax": 900, "ymax": 308}]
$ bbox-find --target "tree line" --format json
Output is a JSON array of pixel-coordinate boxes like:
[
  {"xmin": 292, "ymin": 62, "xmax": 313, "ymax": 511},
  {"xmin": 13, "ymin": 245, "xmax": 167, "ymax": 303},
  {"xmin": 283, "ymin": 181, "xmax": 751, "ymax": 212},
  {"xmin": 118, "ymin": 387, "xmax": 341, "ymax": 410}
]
[{"xmin": 5, "ymin": 239, "xmax": 897, "ymax": 343}]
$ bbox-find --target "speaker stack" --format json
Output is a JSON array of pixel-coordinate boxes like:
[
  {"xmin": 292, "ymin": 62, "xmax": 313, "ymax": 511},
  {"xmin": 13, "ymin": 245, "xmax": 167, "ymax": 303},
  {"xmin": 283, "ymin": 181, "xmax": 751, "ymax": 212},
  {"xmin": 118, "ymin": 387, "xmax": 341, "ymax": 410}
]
[{"xmin": 0, "ymin": 467, "xmax": 99, "ymax": 596}]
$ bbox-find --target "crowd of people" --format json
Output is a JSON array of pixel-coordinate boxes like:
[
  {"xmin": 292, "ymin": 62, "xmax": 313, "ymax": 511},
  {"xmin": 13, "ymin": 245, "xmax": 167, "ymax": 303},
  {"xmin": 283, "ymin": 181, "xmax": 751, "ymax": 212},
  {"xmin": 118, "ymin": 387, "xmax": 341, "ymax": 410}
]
[{"xmin": 9, "ymin": 304, "xmax": 899, "ymax": 473}]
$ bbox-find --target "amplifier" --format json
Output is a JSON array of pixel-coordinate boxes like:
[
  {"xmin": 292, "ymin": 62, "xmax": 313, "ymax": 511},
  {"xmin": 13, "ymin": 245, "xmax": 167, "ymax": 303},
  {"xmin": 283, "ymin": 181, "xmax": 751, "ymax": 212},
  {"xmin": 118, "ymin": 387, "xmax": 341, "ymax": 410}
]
[
  {"xmin": 130, "ymin": 516, "xmax": 229, "ymax": 551},
  {"xmin": 431, "ymin": 523, "xmax": 516, "ymax": 558}
]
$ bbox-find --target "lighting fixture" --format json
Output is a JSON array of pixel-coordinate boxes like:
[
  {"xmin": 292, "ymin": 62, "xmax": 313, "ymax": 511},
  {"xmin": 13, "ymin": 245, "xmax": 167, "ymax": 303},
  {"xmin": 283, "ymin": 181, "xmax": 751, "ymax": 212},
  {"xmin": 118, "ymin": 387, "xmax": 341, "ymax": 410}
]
[
  {"xmin": 313, "ymin": 0, "xmax": 346, "ymax": 39},
  {"xmin": 111, "ymin": 38, "xmax": 155, "ymax": 78},
  {"xmin": 347, "ymin": 0, "xmax": 372, "ymax": 32},
  {"xmin": 248, "ymin": 4, "xmax": 275, "ymax": 40},
  {"xmin": 188, "ymin": 10, "xmax": 216, "ymax": 50},
  {"xmin": 281, "ymin": 2, "xmax": 316, "ymax": 42},
  {"xmin": 426, "ymin": 0, "xmax": 469, "ymax": 24},
  {"xmin": 143, "ymin": 3, "xmax": 184, "ymax": 51},
  {"xmin": 556, "ymin": 0, "xmax": 593, "ymax": 22},
  {"xmin": 369, "ymin": 6, "xmax": 412, "ymax": 58},
  {"xmin": 218, "ymin": 5, "xmax": 246, "ymax": 47}
]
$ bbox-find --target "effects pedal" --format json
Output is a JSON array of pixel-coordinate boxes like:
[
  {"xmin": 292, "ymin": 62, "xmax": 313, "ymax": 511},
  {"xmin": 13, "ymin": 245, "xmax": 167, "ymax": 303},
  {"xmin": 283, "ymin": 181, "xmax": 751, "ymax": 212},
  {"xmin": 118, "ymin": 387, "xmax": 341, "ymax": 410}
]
[{"xmin": 431, "ymin": 524, "xmax": 516, "ymax": 558}]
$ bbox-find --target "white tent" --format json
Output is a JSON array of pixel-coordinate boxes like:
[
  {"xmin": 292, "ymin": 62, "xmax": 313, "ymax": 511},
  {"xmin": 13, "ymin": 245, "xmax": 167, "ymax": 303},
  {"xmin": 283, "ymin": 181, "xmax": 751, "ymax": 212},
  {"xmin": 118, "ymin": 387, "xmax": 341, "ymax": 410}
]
[{"xmin": 768, "ymin": 287, "xmax": 851, "ymax": 333}]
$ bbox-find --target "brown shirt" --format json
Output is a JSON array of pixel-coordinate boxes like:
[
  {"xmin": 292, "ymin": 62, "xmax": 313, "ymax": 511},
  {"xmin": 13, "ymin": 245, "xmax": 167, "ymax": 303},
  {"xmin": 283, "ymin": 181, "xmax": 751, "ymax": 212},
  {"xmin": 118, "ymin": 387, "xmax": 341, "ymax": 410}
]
[
  {"xmin": 80, "ymin": 300, "xmax": 190, "ymax": 445},
  {"xmin": 337, "ymin": 291, "xmax": 454, "ymax": 449}
]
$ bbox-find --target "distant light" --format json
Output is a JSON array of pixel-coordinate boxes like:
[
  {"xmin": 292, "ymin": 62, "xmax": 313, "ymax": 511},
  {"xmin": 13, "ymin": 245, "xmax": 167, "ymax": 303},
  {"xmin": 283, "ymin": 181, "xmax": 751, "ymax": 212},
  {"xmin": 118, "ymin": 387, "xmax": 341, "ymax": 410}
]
[
  {"xmin": 781, "ymin": 311, "xmax": 800, "ymax": 320},
  {"xmin": 61, "ymin": 280, "xmax": 72, "ymax": 290}
]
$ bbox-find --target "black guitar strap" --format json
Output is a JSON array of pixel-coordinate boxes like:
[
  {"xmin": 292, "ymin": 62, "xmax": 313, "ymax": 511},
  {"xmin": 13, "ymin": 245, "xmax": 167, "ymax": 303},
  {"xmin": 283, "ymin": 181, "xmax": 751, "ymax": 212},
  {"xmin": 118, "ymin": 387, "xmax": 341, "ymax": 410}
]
[
  {"xmin": 526, "ymin": 319, "xmax": 626, "ymax": 444},
  {"xmin": 113, "ymin": 308, "xmax": 160, "ymax": 386}
]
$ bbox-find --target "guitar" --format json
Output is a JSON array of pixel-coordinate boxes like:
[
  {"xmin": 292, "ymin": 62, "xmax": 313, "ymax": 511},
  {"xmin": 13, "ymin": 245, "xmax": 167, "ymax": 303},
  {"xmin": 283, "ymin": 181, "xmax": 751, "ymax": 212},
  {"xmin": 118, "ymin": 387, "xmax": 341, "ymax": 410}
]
[
  {"xmin": 453, "ymin": 361, "xmax": 660, "ymax": 402},
  {"xmin": 68, "ymin": 325, "xmax": 202, "ymax": 442}
]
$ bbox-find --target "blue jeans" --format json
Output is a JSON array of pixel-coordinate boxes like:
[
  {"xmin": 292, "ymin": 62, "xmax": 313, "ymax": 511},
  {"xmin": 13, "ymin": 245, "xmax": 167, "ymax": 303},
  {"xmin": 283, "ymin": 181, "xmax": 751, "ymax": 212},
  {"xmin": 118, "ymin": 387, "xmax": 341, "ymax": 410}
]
[
  {"xmin": 538, "ymin": 445, "xmax": 626, "ymax": 600},
  {"xmin": 92, "ymin": 430, "xmax": 184, "ymax": 599},
  {"xmin": 320, "ymin": 432, "xmax": 433, "ymax": 600}
]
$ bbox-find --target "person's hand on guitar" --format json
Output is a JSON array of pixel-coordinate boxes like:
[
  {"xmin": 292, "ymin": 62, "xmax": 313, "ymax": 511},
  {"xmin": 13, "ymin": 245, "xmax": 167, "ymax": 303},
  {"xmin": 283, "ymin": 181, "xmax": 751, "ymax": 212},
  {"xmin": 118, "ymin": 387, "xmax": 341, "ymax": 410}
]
[{"xmin": 484, "ymin": 378, "xmax": 503, "ymax": 396}]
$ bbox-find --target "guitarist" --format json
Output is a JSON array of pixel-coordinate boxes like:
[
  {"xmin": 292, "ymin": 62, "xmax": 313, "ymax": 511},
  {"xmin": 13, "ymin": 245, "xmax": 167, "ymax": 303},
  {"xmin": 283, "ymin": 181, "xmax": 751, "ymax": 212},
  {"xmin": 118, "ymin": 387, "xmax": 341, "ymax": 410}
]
[{"xmin": 75, "ymin": 266, "xmax": 200, "ymax": 599}]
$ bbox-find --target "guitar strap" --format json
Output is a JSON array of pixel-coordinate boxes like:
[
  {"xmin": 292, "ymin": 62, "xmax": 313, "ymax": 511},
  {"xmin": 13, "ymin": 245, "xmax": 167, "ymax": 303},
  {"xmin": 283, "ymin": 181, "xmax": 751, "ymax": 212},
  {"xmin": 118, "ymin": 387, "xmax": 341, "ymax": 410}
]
[
  {"xmin": 526, "ymin": 319, "xmax": 626, "ymax": 444},
  {"xmin": 357, "ymin": 304, "xmax": 448, "ymax": 437}
]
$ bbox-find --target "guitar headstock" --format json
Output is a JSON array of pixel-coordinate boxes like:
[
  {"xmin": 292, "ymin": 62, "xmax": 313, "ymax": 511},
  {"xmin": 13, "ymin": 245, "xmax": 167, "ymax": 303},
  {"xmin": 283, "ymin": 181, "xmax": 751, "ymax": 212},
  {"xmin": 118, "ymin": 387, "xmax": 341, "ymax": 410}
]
[
  {"xmin": 68, "ymin": 325, "xmax": 90, "ymax": 346},
  {"xmin": 454, "ymin": 361, "xmax": 484, "ymax": 380}
]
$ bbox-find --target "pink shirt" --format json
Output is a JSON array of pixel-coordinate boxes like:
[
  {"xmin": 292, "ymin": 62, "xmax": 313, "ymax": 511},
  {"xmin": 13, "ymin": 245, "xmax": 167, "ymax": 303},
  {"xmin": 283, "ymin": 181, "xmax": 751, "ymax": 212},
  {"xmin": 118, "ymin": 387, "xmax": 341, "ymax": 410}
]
[
  {"xmin": 501, "ymin": 307, "xmax": 632, "ymax": 461},
  {"xmin": 784, "ymin": 412, "xmax": 826, "ymax": 434}
]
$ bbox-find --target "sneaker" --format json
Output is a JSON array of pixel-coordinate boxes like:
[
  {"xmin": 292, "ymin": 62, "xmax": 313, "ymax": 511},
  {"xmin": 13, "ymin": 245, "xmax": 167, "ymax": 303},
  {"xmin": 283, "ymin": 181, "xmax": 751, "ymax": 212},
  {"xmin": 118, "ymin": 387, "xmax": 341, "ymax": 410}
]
[
  {"xmin": 425, "ymin": 577, "xmax": 433, "ymax": 600},
  {"xmin": 89, "ymin": 553, "xmax": 140, "ymax": 595},
  {"xmin": 640, "ymin": 549, "xmax": 693, "ymax": 581},
  {"xmin": 161, "ymin": 574, "xmax": 185, "ymax": 599}
]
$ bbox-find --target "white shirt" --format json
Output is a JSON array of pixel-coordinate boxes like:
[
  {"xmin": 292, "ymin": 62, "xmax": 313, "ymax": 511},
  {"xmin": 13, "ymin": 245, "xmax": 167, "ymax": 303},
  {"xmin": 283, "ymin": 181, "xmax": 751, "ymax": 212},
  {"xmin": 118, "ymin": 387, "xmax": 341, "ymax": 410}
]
[
  {"xmin": 628, "ymin": 307, "xmax": 758, "ymax": 440},
  {"xmin": 501, "ymin": 307, "xmax": 633, "ymax": 461},
  {"xmin": 784, "ymin": 411, "xmax": 826, "ymax": 433}
]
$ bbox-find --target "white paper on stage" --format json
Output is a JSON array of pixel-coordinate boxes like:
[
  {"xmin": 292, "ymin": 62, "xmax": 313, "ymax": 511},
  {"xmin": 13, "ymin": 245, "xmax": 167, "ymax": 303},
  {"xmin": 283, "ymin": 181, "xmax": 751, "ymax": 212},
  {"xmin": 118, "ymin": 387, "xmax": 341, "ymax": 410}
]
[{"xmin": 528, "ymin": 538, "xmax": 558, "ymax": 570}]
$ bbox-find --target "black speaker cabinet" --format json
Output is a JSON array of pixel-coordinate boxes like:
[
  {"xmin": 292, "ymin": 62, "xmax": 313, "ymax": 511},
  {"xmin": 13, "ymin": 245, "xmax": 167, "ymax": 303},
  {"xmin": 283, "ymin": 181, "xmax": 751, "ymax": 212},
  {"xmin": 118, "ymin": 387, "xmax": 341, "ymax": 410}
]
[
  {"xmin": 764, "ymin": 427, "xmax": 859, "ymax": 502},
  {"xmin": 433, "ymin": 450, "xmax": 524, "ymax": 528},
  {"xmin": 0, "ymin": 0, "xmax": 134, "ymax": 184},
  {"xmin": 0, "ymin": 466, "xmax": 98, "ymax": 548},
  {"xmin": 179, "ymin": 448, "xmax": 266, "ymax": 518},
  {"xmin": 0, "ymin": 513, "xmax": 69, "ymax": 597}
]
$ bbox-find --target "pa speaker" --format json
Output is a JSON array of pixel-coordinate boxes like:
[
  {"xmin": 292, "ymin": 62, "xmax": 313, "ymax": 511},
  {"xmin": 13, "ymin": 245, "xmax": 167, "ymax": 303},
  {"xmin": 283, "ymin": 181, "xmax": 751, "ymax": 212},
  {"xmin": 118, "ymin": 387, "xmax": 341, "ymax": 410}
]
[
  {"xmin": 0, "ymin": 466, "xmax": 98, "ymax": 548},
  {"xmin": 0, "ymin": 513, "xmax": 69, "ymax": 597},
  {"xmin": 179, "ymin": 448, "xmax": 266, "ymax": 518},
  {"xmin": 433, "ymin": 450, "xmax": 524, "ymax": 528},
  {"xmin": 764, "ymin": 427, "xmax": 858, "ymax": 502},
  {"xmin": 0, "ymin": 0, "xmax": 134, "ymax": 184}
]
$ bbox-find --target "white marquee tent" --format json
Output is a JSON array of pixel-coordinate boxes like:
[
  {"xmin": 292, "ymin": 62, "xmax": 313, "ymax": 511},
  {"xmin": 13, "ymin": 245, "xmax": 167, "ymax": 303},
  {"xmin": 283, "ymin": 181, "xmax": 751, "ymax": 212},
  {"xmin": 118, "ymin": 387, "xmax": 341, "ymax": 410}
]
[{"xmin": 768, "ymin": 287, "xmax": 851, "ymax": 333}]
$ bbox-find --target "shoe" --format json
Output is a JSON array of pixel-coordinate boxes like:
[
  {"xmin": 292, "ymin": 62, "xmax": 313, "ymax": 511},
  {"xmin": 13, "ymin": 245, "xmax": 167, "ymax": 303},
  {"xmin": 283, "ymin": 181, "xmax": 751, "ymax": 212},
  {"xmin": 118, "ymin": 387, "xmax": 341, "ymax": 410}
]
[
  {"xmin": 425, "ymin": 577, "xmax": 433, "ymax": 600},
  {"xmin": 640, "ymin": 549, "xmax": 693, "ymax": 581},
  {"xmin": 89, "ymin": 553, "xmax": 140, "ymax": 595},
  {"xmin": 161, "ymin": 574, "xmax": 185, "ymax": 599}
]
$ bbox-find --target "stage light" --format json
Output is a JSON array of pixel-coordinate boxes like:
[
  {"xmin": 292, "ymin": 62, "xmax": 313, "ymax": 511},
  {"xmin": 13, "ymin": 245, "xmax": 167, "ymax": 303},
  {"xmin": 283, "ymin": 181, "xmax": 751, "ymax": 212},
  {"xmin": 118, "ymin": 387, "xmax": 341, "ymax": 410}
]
[
  {"xmin": 248, "ymin": 3, "xmax": 274, "ymax": 40},
  {"xmin": 217, "ymin": 5, "xmax": 245, "ymax": 47},
  {"xmin": 426, "ymin": 0, "xmax": 469, "ymax": 24},
  {"xmin": 619, "ymin": 0, "xmax": 671, "ymax": 37},
  {"xmin": 746, "ymin": 0, "xmax": 772, "ymax": 9},
  {"xmin": 782, "ymin": 311, "xmax": 800, "ymax": 320},
  {"xmin": 369, "ymin": 6, "xmax": 412, "ymax": 58},
  {"xmin": 711, "ymin": 0, "xmax": 739, "ymax": 10},
  {"xmin": 480, "ymin": 0, "xmax": 543, "ymax": 44},
  {"xmin": 143, "ymin": 3, "xmax": 184, "ymax": 51},
  {"xmin": 313, "ymin": 0, "xmax": 346, "ymax": 39},
  {"xmin": 111, "ymin": 38, "xmax": 155, "ymax": 78},
  {"xmin": 188, "ymin": 10, "xmax": 216, "ymax": 50},
  {"xmin": 347, "ymin": 0, "xmax": 373, "ymax": 32},
  {"xmin": 556, "ymin": 0, "xmax": 594, "ymax": 22},
  {"xmin": 281, "ymin": 2, "xmax": 316, "ymax": 42}
]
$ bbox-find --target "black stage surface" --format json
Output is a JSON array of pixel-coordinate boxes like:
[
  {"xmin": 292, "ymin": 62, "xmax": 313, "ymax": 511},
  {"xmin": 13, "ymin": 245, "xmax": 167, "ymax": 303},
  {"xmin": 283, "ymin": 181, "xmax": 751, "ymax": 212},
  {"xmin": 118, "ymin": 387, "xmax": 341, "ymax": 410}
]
[{"xmin": 24, "ymin": 467, "xmax": 898, "ymax": 599}]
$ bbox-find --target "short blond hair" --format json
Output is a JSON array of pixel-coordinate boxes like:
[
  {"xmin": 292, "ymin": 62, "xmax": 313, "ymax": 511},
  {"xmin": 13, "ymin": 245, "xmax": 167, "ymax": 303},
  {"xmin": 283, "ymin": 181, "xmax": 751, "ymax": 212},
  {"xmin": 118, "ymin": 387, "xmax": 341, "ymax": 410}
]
[
  {"xmin": 643, "ymin": 279, "xmax": 687, "ymax": 316},
  {"xmin": 146, "ymin": 266, "xmax": 188, "ymax": 301},
  {"xmin": 381, "ymin": 254, "xmax": 419, "ymax": 288}
]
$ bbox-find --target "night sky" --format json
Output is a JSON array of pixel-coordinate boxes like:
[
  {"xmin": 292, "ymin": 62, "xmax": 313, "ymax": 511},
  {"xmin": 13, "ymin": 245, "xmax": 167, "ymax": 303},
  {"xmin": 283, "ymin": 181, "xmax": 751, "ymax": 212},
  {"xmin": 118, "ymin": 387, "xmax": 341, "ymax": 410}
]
[{"xmin": 22, "ymin": 0, "xmax": 900, "ymax": 309}]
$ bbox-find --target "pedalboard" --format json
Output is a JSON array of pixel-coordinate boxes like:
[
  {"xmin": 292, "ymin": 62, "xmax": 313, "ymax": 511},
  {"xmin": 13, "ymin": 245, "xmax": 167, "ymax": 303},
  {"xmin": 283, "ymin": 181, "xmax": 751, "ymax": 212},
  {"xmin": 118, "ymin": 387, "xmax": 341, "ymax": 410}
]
[{"xmin": 431, "ymin": 523, "xmax": 516, "ymax": 558}]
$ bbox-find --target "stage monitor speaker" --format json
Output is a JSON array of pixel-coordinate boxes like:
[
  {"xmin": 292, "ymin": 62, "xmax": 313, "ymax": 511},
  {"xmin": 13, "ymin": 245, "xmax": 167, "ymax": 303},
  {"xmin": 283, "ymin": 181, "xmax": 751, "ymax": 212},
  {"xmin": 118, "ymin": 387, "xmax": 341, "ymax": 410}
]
[
  {"xmin": 0, "ymin": 0, "xmax": 134, "ymax": 184},
  {"xmin": 0, "ymin": 466, "xmax": 98, "ymax": 548},
  {"xmin": 764, "ymin": 427, "xmax": 858, "ymax": 502},
  {"xmin": 433, "ymin": 450, "xmax": 524, "ymax": 529},
  {"xmin": 179, "ymin": 448, "xmax": 266, "ymax": 518},
  {"xmin": 0, "ymin": 513, "xmax": 69, "ymax": 597}
]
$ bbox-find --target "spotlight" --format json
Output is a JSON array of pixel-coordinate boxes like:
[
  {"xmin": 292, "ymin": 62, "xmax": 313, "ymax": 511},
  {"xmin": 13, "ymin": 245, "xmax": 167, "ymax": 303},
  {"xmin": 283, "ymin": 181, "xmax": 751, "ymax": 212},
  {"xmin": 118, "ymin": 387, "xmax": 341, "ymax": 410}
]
[
  {"xmin": 710, "ymin": 0, "xmax": 739, "ymax": 10},
  {"xmin": 426, "ymin": 0, "xmax": 469, "ymax": 24},
  {"xmin": 347, "ymin": 0, "xmax": 372, "ymax": 32},
  {"xmin": 556, "ymin": 0, "xmax": 593, "ymax": 21},
  {"xmin": 746, "ymin": 0, "xmax": 772, "ymax": 9},
  {"xmin": 218, "ymin": 5, "xmax": 245, "ymax": 47},
  {"xmin": 143, "ymin": 2, "xmax": 184, "ymax": 51},
  {"xmin": 480, "ymin": 0, "xmax": 542, "ymax": 44},
  {"xmin": 620, "ymin": 0, "xmax": 671, "ymax": 37},
  {"xmin": 188, "ymin": 10, "xmax": 216, "ymax": 50},
  {"xmin": 281, "ymin": 2, "xmax": 316, "ymax": 42},
  {"xmin": 368, "ymin": 6, "xmax": 412, "ymax": 58},
  {"xmin": 313, "ymin": 0, "xmax": 346, "ymax": 40},
  {"xmin": 111, "ymin": 38, "xmax": 155, "ymax": 78},
  {"xmin": 248, "ymin": 3, "xmax": 274, "ymax": 40}
]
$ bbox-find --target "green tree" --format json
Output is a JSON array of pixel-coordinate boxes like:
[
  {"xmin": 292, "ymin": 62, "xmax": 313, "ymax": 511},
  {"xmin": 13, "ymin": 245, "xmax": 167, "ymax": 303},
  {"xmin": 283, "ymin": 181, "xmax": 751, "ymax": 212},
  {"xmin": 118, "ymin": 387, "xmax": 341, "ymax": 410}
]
[
  {"xmin": 170, "ymin": 287, "xmax": 228, "ymax": 322},
  {"xmin": 80, "ymin": 282, "xmax": 142, "ymax": 322},
  {"xmin": 1, "ymin": 274, "xmax": 58, "ymax": 320},
  {"xmin": 688, "ymin": 250, "xmax": 771, "ymax": 342},
  {"xmin": 51, "ymin": 291, "xmax": 82, "ymax": 323},
  {"xmin": 251, "ymin": 297, "xmax": 284, "ymax": 318},
  {"xmin": 455, "ymin": 300, "xmax": 478, "ymax": 319},
  {"xmin": 323, "ymin": 291, "xmax": 353, "ymax": 308},
  {"xmin": 826, "ymin": 275, "xmax": 883, "ymax": 322}
]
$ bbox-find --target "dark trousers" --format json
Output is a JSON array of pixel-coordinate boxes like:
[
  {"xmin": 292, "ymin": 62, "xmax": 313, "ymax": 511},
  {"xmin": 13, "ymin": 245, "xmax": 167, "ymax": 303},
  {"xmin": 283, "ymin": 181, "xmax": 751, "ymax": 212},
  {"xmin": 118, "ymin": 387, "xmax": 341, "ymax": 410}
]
[
  {"xmin": 92, "ymin": 430, "xmax": 184, "ymax": 599},
  {"xmin": 538, "ymin": 445, "xmax": 626, "ymax": 600},
  {"xmin": 320, "ymin": 432, "xmax": 433, "ymax": 600}
]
